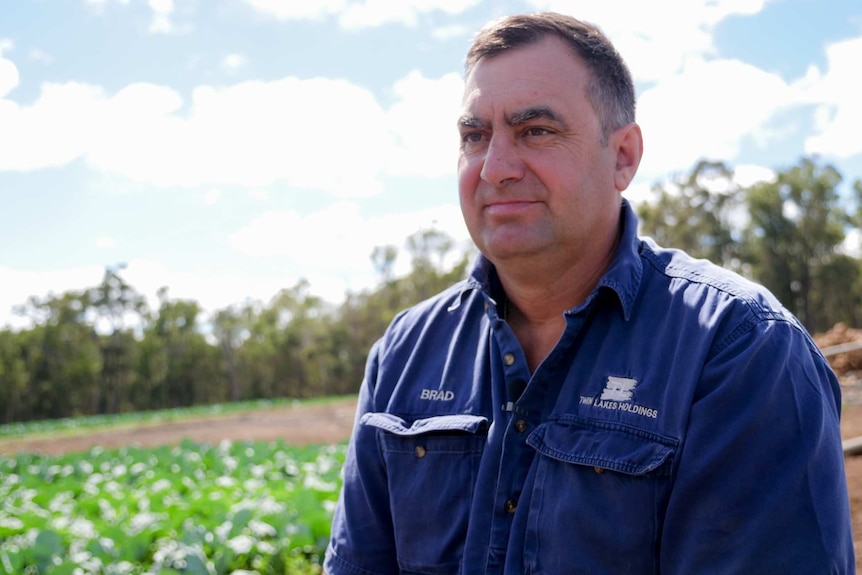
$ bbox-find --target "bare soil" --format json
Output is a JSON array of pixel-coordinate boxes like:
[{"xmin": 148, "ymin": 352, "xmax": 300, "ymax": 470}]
[{"xmin": 0, "ymin": 398, "xmax": 359, "ymax": 456}]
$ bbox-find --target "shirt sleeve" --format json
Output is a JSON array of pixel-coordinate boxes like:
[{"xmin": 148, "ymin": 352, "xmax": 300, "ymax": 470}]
[
  {"xmin": 324, "ymin": 340, "xmax": 399, "ymax": 575},
  {"xmin": 660, "ymin": 318, "xmax": 855, "ymax": 574}
]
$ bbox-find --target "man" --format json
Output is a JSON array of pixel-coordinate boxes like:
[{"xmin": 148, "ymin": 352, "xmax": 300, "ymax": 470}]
[{"xmin": 324, "ymin": 12, "xmax": 854, "ymax": 575}]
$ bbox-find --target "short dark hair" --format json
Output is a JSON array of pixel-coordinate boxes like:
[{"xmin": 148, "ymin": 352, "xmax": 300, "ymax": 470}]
[{"xmin": 465, "ymin": 12, "xmax": 636, "ymax": 141}]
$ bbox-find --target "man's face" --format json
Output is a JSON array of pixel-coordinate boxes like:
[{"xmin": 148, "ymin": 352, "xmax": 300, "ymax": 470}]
[{"xmin": 457, "ymin": 36, "xmax": 626, "ymax": 269}]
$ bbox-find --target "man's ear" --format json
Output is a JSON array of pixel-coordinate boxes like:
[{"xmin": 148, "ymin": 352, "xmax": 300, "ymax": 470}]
[{"xmin": 612, "ymin": 122, "xmax": 643, "ymax": 192}]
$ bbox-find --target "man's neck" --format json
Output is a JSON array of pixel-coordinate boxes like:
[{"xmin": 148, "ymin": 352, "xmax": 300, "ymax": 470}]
[
  {"xmin": 498, "ymin": 236, "xmax": 618, "ymax": 323},
  {"xmin": 495, "ymin": 236, "xmax": 619, "ymax": 372}
]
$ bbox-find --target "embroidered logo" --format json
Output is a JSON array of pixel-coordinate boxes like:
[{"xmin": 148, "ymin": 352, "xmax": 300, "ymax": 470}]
[
  {"xmin": 580, "ymin": 376, "xmax": 659, "ymax": 419},
  {"xmin": 600, "ymin": 376, "xmax": 637, "ymax": 402}
]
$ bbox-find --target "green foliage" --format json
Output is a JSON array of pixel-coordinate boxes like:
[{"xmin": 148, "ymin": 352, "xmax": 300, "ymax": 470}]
[
  {"xmin": 743, "ymin": 158, "xmax": 856, "ymax": 332},
  {"xmin": 638, "ymin": 156, "xmax": 862, "ymax": 332},
  {"xmin": 637, "ymin": 160, "xmax": 743, "ymax": 270},
  {"xmin": 0, "ymin": 440, "xmax": 345, "ymax": 574},
  {"xmin": 0, "ymin": 331, "xmax": 28, "ymax": 424}
]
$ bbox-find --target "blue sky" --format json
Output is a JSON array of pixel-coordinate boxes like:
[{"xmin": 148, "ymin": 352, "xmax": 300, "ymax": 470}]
[{"xmin": 2, "ymin": 0, "xmax": 861, "ymax": 329}]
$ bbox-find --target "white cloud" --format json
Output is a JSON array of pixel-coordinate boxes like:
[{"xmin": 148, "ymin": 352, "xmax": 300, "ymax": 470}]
[
  {"xmin": 622, "ymin": 181, "xmax": 652, "ymax": 207},
  {"xmin": 0, "ymin": 81, "xmax": 106, "ymax": 171},
  {"xmin": 229, "ymin": 201, "xmax": 470, "ymax": 299},
  {"xmin": 203, "ymin": 188, "xmax": 221, "ymax": 205},
  {"xmin": 121, "ymin": 258, "xmax": 289, "ymax": 316},
  {"xmin": 431, "ymin": 23, "xmax": 470, "ymax": 41},
  {"xmin": 84, "ymin": 0, "xmax": 131, "ymax": 10},
  {"xmin": 0, "ymin": 70, "xmax": 462, "ymax": 194},
  {"xmin": 527, "ymin": 0, "xmax": 772, "ymax": 82},
  {"xmin": 143, "ymin": 0, "xmax": 193, "ymax": 35},
  {"xmin": 0, "ymin": 259, "xmax": 294, "ymax": 331},
  {"xmin": 149, "ymin": 0, "xmax": 175, "ymax": 33},
  {"xmin": 95, "ymin": 236, "xmax": 119, "ymax": 249},
  {"xmin": 636, "ymin": 57, "xmax": 793, "ymax": 180},
  {"xmin": 0, "ymin": 41, "xmax": 18, "ymax": 99},
  {"xmin": 800, "ymin": 35, "xmax": 862, "ymax": 159},
  {"xmin": 0, "ymin": 265, "xmax": 105, "ymax": 330},
  {"xmin": 339, "ymin": 0, "xmax": 483, "ymax": 29},
  {"xmin": 29, "ymin": 49, "xmax": 54, "ymax": 64},
  {"xmin": 241, "ymin": 0, "xmax": 346, "ymax": 22},
  {"xmin": 385, "ymin": 71, "xmax": 463, "ymax": 178},
  {"xmin": 733, "ymin": 164, "xmax": 775, "ymax": 188},
  {"xmin": 222, "ymin": 54, "xmax": 247, "ymax": 73},
  {"xmin": 242, "ymin": 0, "xmax": 481, "ymax": 28},
  {"xmin": 841, "ymin": 228, "xmax": 862, "ymax": 258}
]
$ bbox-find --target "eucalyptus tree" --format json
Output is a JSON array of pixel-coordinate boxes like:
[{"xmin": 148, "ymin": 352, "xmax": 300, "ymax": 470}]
[
  {"xmin": 139, "ymin": 287, "xmax": 221, "ymax": 409},
  {"xmin": 14, "ymin": 290, "xmax": 102, "ymax": 420},
  {"xmin": 212, "ymin": 305, "xmax": 249, "ymax": 402},
  {"xmin": 637, "ymin": 160, "xmax": 743, "ymax": 270},
  {"xmin": 743, "ymin": 158, "xmax": 851, "ymax": 332},
  {"xmin": 88, "ymin": 264, "xmax": 148, "ymax": 413},
  {"xmin": 0, "ymin": 329, "xmax": 29, "ymax": 423}
]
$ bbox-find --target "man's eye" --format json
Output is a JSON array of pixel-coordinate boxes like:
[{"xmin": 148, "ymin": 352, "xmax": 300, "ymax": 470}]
[
  {"xmin": 461, "ymin": 132, "xmax": 484, "ymax": 144},
  {"xmin": 524, "ymin": 127, "xmax": 552, "ymax": 137}
]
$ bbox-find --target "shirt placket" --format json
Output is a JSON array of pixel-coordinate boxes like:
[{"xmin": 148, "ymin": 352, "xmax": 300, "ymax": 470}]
[
  {"xmin": 485, "ymin": 307, "xmax": 595, "ymax": 574},
  {"xmin": 479, "ymin": 314, "xmax": 531, "ymax": 574}
]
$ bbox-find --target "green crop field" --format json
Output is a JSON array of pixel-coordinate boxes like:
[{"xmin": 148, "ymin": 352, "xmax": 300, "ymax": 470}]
[{"xmin": 0, "ymin": 438, "xmax": 346, "ymax": 574}]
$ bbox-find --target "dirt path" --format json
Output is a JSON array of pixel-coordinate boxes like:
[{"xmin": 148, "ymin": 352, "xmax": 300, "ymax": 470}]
[
  {"xmin": 0, "ymin": 398, "xmax": 359, "ymax": 456},
  {"xmin": 3, "ymin": 395, "xmax": 862, "ymax": 567}
]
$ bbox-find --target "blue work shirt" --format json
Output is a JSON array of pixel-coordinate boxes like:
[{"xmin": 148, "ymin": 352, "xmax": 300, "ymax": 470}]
[{"xmin": 324, "ymin": 201, "xmax": 854, "ymax": 575}]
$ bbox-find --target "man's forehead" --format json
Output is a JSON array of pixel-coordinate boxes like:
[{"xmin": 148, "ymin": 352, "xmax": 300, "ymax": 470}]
[
  {"xmin": 460, "ymin": 51, "xmax": 588, "ymax": 117},
  {"xmin": 458, "ymin": 78, "xmax": 579, "ymax": 124}
]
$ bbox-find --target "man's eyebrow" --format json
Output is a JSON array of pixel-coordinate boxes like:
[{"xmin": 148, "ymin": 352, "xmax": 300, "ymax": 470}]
[
  {"xmin": 507, "ymin": 106, "xmax": 566, "ymax": 127},
  {"xmin": 457, "ymin": 107, "xmax": 567, "ymax": 130},
  {"xmin": 457, "ymin": 115, "xmax": 487, "ymax": 130}
]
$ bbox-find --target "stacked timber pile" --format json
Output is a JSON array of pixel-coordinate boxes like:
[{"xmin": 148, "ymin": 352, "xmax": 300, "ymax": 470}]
[
  {"xmin": 818, "ymin": 324, "xmax": 862, "ymax": 454},
  {"xmin": 813, "ymin": 323, "xmax": 862, "ymax": 404}
]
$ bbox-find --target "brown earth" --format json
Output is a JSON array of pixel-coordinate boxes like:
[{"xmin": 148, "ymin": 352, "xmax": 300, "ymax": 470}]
[{"xmin": 0, "ymin": 398, "xmax": 360, "ymax": 456}]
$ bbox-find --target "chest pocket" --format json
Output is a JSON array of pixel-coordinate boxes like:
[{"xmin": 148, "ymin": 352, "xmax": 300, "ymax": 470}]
[
  {"xmin": 362, "ymin": 412, "xmax": 488, "ymax": 575},
  {"xmin": 523, "ymin": 416, "xmax": 677, "ymax": 575}
]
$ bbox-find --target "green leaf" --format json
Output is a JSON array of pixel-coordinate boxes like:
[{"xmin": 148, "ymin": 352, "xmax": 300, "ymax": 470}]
[
  {"xmin": 183, "ymin": 554, "xmax": 210, "ymax": 575},
  {"xmin": 32, "ymin": 529, "xmax": 65, "ymax": 562}
]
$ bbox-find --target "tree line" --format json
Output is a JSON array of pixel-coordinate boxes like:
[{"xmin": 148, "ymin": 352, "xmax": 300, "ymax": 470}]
[
  {"xmin": 1, "ymin": 156, "xmax": 860, "ymax": 425},
  {"xmin": 0, "ymin": 228, "xmax": 471, "ymax": 425}
]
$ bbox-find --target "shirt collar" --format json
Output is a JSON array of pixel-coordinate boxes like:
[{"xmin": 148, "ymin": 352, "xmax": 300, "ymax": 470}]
[{"xmin": 453, "ymin": 199, "xmax": 643, "ymax": 321}]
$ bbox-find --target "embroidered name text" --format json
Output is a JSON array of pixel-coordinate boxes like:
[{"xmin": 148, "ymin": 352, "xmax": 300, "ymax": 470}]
[{"xmin": 420, "ymin": 389, "xmax": 455, "ymax": 401}]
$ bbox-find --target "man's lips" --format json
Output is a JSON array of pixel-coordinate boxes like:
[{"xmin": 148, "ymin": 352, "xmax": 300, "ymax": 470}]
[{"xmin": 484, "ymin": 200, "xmax": 538, "ymax": 216}]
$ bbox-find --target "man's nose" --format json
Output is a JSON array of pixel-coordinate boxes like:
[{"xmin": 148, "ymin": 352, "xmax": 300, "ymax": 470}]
[{"xmin": 479, "ymin": 135, "xmax": 524, "ymax": 187}]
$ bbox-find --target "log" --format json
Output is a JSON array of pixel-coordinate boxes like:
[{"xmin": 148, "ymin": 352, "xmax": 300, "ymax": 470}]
[{"xmin": 842, "ymin": 435, "xmax": 862, "ymax": 456}]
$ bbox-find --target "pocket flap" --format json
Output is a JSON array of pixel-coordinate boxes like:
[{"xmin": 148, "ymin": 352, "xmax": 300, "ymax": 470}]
[
  {"xmin": 361, "ymin": 412, "xmax": 489, "ymax": 436},
  {"xmin": 527, "ymin": 417, "xmax": 675, "ymax": 476}
]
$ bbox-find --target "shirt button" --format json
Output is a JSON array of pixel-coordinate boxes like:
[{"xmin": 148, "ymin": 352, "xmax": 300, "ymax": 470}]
[
  {"xmin": 514, "ymin": 420, "xmax": 527, "ymax": 433},
  {"xmin": 503, "ymin": 353, "xmax": 515, "ymax": 366},
  {"xmin": 593, "ymin": 466, "xmax": 605, "ymax": 474},
  {"xmin": 415, "ymin": 446, "xmax": 427, "ymax": 458},
  {"xmin": 504, "ymin": 499, "xmax": 518, "ymax": 514}
]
